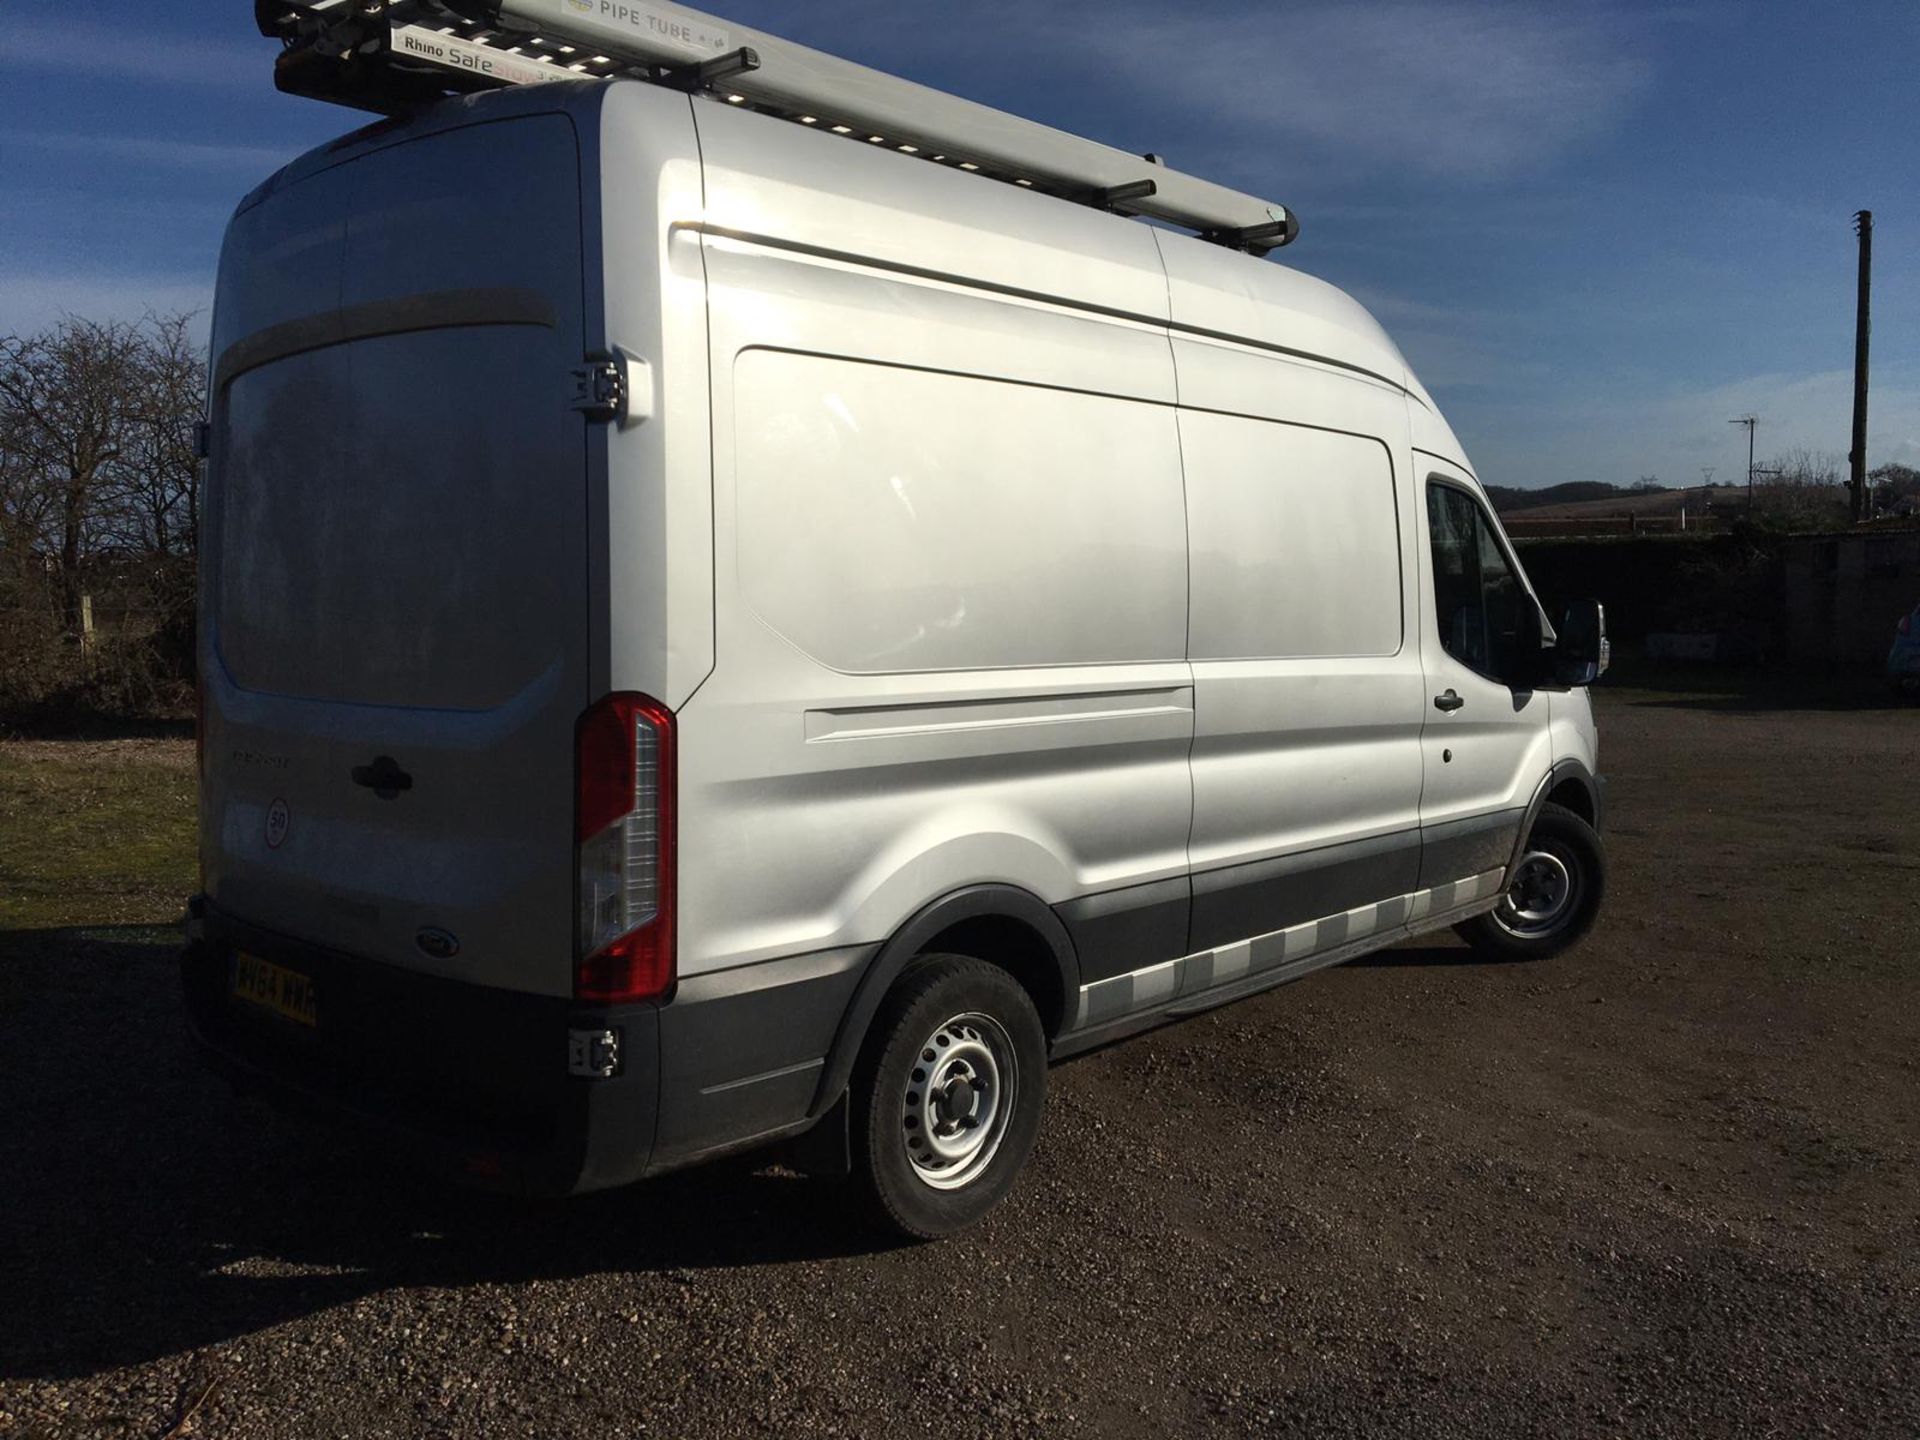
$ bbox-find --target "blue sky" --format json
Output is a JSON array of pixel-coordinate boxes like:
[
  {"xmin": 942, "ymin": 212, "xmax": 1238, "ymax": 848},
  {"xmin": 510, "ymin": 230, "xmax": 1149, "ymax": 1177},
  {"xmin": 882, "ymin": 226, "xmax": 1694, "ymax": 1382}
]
[{"xmin": 1, "ymin": 0, "xmax": 1914, "ymax": 488}]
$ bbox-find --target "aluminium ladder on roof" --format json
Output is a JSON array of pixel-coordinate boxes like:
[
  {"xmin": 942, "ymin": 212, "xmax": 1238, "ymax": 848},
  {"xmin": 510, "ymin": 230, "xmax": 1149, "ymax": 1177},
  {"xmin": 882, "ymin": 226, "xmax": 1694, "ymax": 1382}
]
[{"xmin": 255, "ymin": 0, "xmax": 1299, "ymax": 255}]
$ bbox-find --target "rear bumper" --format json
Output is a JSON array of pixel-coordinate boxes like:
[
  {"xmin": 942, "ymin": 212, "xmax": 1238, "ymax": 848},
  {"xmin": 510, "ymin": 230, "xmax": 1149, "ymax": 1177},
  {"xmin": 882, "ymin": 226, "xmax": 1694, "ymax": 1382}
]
[
  {"xmin": 180, "ymin": 900, "xmax": 875, "ymax": 1196},
  {"xmin": 180, "ymin": 902, "xmax": 660, "ymax": 1197}
]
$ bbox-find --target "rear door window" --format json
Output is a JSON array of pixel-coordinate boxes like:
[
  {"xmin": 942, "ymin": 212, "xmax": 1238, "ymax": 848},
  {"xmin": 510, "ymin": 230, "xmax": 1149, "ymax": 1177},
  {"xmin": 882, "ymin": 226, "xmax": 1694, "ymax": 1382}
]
[{"xmin": 218, "ymin": 324, "xmax": 578, "ymax": 710}]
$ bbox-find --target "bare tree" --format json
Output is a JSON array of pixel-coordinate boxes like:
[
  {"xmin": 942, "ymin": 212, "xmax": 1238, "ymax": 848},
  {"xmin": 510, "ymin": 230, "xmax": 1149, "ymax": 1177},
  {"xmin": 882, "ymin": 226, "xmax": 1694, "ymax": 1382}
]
[
  {"xmin": 0, "ymin": 318, "xmax": 150, "ymax": 637},
  {"xmin": 0, "ymin": 399, "xmax": 54, "ymax": 583},
  {"xmin": 1750, "ymin": 448, "xmax": 1849, "ymax": 531},
  {"xmin": 0, "ymin": 312, "xmax": 208, "ymax": 721},
  {"xmin": 116, "ymin": 313, "xmax": 207, "ymax": 558},
  {"xmin": 1769, "ymin": 448, "xmax": 1844, "ymax": 488},
  {"xmin": 1868, "ymin": 462, "xmax": 1920, "ymax": 515}
]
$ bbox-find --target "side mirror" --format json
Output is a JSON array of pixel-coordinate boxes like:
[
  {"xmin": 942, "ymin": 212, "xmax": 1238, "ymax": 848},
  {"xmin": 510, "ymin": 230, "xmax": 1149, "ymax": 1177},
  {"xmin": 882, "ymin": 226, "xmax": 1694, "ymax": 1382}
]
[{"xmin": 1554, "ymin": 599, "xmax": 1609, "ymax": 686}]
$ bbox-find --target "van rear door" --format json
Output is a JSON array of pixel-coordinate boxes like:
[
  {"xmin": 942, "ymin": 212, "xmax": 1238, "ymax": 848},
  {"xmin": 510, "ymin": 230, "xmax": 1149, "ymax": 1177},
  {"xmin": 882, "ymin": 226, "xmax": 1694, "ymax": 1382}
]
[{"xmin": 203, "ymin": 113, "xmax": 590, "ymax": 998}]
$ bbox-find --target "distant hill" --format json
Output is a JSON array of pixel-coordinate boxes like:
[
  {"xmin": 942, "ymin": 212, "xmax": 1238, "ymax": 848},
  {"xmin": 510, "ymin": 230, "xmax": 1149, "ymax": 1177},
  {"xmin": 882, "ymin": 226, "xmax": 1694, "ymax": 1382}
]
[
  {"xmin": 1518, "ymin": 485, "xmax": 1750, "ymax": 520},
  {"xmin": 1486, "ymin": 482, "xmax": 1663, "ymax": 514}
]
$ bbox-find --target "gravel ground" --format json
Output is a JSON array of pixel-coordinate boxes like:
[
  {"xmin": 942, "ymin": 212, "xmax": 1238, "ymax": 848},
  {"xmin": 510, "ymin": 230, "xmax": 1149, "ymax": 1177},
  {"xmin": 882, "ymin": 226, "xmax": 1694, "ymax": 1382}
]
[{"xmin": 2, "ymin": 677, "xmax": 1916, "ymax": 1438}]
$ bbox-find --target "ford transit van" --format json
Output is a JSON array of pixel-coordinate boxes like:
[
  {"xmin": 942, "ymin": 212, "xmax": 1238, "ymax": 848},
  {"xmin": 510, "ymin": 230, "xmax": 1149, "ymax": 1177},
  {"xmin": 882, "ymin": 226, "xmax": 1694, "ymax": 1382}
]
[{"xmin": 184, "ymin": 42, "xmax": 1608, "ymax": 1238}]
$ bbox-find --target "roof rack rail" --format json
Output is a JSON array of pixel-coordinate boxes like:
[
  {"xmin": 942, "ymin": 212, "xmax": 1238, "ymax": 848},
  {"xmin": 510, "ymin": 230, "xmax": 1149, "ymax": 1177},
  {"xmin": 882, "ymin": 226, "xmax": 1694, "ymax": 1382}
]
[{"xmin": 255, "ymin": 0, "xmax": 1298, "ymax": 255}]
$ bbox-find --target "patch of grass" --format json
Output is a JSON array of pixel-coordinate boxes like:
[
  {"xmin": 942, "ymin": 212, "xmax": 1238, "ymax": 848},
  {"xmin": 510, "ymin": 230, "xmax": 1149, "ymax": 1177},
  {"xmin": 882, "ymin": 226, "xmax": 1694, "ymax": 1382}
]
[{"xmin": 0, "ymin": 740, "xmax": 196, "ymax": 932}]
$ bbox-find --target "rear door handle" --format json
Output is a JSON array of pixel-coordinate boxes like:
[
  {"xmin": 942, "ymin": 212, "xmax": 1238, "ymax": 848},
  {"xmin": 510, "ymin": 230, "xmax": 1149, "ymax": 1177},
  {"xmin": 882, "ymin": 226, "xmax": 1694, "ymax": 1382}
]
[
  {"xmin": 1433, "ymin": 689, "xmax": 1465, "ymax": 713},
  {"xmin": 351, "ymin": 755, "xmax": 413, "ymax": 799}
]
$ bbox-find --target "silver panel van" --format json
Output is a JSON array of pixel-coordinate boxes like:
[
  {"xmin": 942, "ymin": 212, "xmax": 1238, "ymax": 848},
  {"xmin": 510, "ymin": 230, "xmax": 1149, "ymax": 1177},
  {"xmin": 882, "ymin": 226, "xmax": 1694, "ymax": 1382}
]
[{"xmin": 184, "ymin": 73, "xmax": 1608, "ymax": 1237}]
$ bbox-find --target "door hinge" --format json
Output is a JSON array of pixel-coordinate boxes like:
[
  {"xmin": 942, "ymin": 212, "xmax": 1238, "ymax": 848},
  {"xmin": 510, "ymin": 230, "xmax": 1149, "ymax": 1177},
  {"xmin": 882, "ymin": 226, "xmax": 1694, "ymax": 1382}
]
[
  {"xmin": 569, "ymin": 352, "xmax": 654, "ymax": 426},
  {"xmin": 569, "ymin": 356, "xmax": 624, "ymax": 422},
  {"xmin": 568, "ymin": 1027, "xmax": 622, "ymax": 1079}
]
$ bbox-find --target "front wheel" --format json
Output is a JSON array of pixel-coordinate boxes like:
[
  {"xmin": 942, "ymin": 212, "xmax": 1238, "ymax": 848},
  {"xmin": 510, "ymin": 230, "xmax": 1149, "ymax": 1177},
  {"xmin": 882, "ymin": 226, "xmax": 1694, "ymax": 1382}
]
[
  {"xmin": 851, "ymin": 955, "xmax": 1047, "ymax": 1240},
  {"xmin": 1455, "ymin": 801, "xmax": 1607, "ymax": 961}
]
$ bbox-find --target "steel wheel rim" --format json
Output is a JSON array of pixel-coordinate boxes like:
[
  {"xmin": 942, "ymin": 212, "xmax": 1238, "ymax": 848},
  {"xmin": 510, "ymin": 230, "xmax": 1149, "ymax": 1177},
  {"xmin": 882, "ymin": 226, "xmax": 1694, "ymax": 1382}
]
[
  {"xmin": 1495, "ymin": 848, "xmax": 1577, "ymax": 938},
  {"xmin": 902, "ymin": 1012, "xmax": 1016, "ymax": 1191}
]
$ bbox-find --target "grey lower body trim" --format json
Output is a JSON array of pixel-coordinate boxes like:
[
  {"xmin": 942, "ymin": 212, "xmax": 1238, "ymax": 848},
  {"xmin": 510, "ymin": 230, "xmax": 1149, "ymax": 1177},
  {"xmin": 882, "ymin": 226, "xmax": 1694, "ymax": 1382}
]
[
  {"xmin": 1055, "ymin": 828, "xmax": 1426, "ymax": 989},
  {"xmin": 651, "ymin": 943, "xmax": 875, "ymax": 1171},
  {"xmin": 1055, "ymin": 817, "xmax": 1524, "ymax": 1023},
  {"xmin": 1189, "ymin": 826, "xmax": 1422, "ymax": 955},
  {"xmin": 1067, "ymin": 869, "xmax": 1506, "ymax": 1036},
  {"xmin": 1418, "ymin": 809, "xmax": 1525, "ymax": 891},
  {"xmin": 1055, "ymin": 874, "xmax": 1190, "ymax": 985}
]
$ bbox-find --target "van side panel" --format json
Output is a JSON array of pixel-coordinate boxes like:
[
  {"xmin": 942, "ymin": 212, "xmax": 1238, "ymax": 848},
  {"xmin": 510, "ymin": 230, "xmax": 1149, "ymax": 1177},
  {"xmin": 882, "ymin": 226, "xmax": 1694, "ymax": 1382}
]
[
  {"xmin": 1170, "ymin": 336, "xmax": 1429, "ymax": 956},
  {"xmin": 734, "ymin": 351, "xmax": 1185, "ymax": 674},
  {"xmin": 692, "ymin": 96, "xmax": 1173, "ymax": 325},
  {"xmin": 661, "ymin": 109, "xmax": 1195, "ymax": 1155},
  {"xmin": 690, "ymin": 241, "xmax": 1193, "ymax": 966},
  {"xmin": 1155, "ymin": 227, "xmax": 1414, "ymax": 389},
  {"xmin": 1408, "ymin": 385, "xmax": 1474, "ymax": 476},
  {"xmin": 597, "ymin": 84, "xmax": 714, "ymax": 708}
]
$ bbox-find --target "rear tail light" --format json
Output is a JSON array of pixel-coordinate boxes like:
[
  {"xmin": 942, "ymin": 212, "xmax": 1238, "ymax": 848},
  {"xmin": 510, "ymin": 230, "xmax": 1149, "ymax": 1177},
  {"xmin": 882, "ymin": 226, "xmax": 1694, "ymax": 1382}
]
[{"xmin": 574, "ymin": 693, "xmax": 676, "ymax": 1004}]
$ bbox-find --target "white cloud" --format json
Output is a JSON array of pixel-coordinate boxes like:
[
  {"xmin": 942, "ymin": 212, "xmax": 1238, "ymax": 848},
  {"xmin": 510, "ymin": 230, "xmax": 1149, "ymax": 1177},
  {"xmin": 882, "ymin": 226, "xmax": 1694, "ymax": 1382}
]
[
  {"xmin": 0, "ymin": 127, "xmax": 297, "ymax": 173},
  {"xmin": 1653, "ymin": 369, "xmax": 1920, "ymax": 473},
  {"xmin": 733, "ymin": 0, "xmax": 1650, "ymax": 182},
  {"xmin": 1078, "ymin": 2, "xmax": 1650, "ymax": 180}
]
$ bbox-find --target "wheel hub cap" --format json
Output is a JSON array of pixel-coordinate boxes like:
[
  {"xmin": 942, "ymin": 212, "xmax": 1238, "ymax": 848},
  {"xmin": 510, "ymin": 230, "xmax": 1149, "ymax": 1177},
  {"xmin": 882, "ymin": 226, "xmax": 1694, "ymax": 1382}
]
[
  {"xmin": 902, "ymin": 1013, "xmax": 1017, "ymax": 1190},
  {"xmin": 937, "ymin": 1077, "xmax": 976, "ymax": 1124},
  {"xmin": 1494, "ymin": 848, "xmax": 1576, "ymax": 937}
]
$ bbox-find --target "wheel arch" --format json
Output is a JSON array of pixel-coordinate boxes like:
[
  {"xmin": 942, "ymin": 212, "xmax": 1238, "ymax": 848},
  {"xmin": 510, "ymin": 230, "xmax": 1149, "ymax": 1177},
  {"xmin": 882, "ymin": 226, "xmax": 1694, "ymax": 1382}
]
[
  {"xmin": 1508, "ymin": 758, "xmax": 1602, "ymax": 877},
  {"xmin": 1546, "ymin": 771, "xmax": 1598, "ymax": 827},
  {"xmin": 808, "ymin": 884, "xmax": 1080, "ymax": 1119}
]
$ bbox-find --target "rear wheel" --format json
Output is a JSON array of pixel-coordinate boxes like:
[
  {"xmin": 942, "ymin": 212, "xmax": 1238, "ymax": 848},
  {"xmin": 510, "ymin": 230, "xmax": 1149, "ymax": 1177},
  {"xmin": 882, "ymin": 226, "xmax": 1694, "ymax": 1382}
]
[
  {"xmin": 851, "ymin": 955, "xmax": 1047, "ymax": 1239},
  {"xmin": 1455, "ymin": 801, "xmax": 1606, "ymax": 961}
]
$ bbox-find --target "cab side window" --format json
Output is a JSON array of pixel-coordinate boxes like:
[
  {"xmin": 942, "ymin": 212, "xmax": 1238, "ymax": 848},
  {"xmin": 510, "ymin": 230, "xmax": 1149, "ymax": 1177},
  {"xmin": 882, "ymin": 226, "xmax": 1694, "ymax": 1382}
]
[{"xmin": 1427, "ymin": 482, "xmax": 1529, "ymax": 684}]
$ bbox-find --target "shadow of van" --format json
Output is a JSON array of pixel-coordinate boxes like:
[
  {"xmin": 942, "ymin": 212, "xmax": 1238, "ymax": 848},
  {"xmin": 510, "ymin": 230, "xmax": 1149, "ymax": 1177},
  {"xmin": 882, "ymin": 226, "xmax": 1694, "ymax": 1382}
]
[
  {"xmin": 0, "ymin": 926, "xmax": 899, "ymax": 1383},
  {"xmin": 1345, "ymin": 942, "xmax": 1531, "ymax": 970}
]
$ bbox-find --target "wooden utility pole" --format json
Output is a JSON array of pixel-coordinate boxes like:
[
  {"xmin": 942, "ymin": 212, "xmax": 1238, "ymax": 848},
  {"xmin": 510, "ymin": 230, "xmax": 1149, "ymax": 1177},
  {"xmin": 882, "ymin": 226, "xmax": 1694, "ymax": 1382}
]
[
  {"xmin": 1849, "ymin": 210, "xmax": 1873, "ymax": 522},
  {"xmin": 1730, "ymin": 415, "xmax": 1758, "ymax": 514}
]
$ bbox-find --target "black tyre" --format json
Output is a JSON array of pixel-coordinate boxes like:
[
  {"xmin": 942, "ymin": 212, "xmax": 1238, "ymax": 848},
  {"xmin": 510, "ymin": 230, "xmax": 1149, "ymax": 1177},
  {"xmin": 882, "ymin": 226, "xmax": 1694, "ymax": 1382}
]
[
  {"xmin": 1454, "ymin": 802, "xmax": 1607, "ymax": 961},
  {"xmin": 850, "ymin": 954, "xmax": 1047, "ymax": 1240}
]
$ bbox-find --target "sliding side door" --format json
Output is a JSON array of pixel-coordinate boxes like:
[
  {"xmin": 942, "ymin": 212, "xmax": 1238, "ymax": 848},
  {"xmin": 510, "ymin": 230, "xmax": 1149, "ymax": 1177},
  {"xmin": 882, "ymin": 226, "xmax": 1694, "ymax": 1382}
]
[{"xmin": 1177, "ymin": 347, "xmax": 1428, "ymax": 977}]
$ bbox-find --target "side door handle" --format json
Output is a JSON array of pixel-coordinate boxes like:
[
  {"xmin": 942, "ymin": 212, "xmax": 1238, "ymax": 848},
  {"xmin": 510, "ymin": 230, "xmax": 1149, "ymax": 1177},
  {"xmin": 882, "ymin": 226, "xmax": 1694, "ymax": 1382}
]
[{"xmin": 1433, "ymin": 689, "xmax": 1465, "ymax": 713}]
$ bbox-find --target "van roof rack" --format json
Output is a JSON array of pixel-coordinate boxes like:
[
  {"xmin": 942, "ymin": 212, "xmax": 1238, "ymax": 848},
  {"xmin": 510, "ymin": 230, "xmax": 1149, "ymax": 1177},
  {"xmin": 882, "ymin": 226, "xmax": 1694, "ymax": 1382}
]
[{"xmin": 255, "ymin": 0, "xmax": 1299, "ymax": 255}]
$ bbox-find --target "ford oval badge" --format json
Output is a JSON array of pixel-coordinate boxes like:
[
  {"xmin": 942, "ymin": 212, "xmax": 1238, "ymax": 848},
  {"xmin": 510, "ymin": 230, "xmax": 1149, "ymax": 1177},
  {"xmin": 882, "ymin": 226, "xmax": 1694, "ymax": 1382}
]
[{"xmin": 416, "ymin": 927, "xmax": 460, "ymax": 960}]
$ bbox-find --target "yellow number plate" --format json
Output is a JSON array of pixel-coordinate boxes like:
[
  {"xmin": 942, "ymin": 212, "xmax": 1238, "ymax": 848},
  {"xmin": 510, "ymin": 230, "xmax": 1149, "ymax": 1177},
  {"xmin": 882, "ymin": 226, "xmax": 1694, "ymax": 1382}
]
[{"xmin": 232, "ymin": 952, "xmax": 318, "ymax": 1027}]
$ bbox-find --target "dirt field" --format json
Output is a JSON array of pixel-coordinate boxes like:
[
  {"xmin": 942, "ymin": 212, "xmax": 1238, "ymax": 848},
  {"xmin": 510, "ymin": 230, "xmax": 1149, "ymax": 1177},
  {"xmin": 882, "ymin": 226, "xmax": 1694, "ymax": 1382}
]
[
  {"xmin": 2, "ymin": 676, "xmax": 1915, "ymax": 1439},
  {"xmin": 1505, "ymin": 485, "xmax": 1744, "ymax": 520}
]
